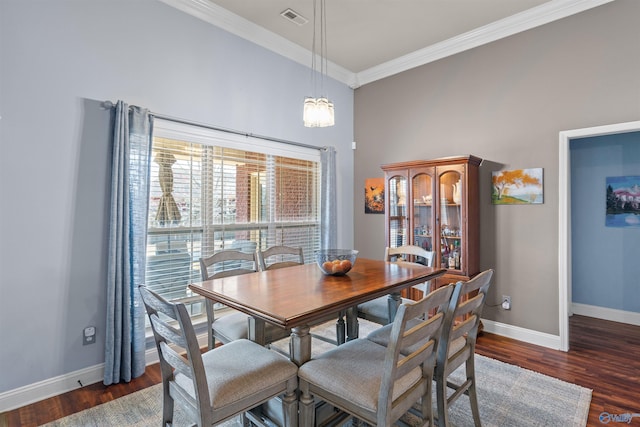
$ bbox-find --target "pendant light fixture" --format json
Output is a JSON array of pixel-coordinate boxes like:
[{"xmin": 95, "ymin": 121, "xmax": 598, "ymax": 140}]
[{"xmin": 303, "ymin": 0, "xmax": 335, "ymax": 127}]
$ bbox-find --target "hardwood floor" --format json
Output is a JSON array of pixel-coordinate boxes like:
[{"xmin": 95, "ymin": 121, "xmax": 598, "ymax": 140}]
[{"xmin": 2, "ymin": 315, "xmax": 639, "ymax": 426}]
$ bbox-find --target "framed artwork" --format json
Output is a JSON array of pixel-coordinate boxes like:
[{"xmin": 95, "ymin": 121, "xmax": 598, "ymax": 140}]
[
  {"xmin": 365, "ymin": 177, "xmax": 385, "ymax": 214},
  {"xmin": 606, "ymin": 175, "xmax": 640, "ymax": 228},
  {"xmin": 492, "ymin": 168, "xmax": 543, "ymax": 205}
]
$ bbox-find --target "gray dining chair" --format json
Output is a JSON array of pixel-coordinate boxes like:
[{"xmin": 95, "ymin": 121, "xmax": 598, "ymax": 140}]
[
  {"xmin": 357, "ymin": 245, "xmax": 435, "ymax": 325},
  {"xmin": 257, "ymin": 245, "xmax": 304, "ymax": 271},
  {"xmin": 365, "ymin": 269, "xmax": 494, "ymax": 426},
  {"xmin": 200, "ymin": 249, "xmax": 290, "ymax": 349},
  {"xmin": 434, "ymin": 269, "xmax": 494, "ymax": 427},
  {"xmin": 139, "ymin": 285, "xmax": 298, "ymax": 427},
  {"xmin": 298, "ymin": 284, "xmax": 455, "ymax": 427}
]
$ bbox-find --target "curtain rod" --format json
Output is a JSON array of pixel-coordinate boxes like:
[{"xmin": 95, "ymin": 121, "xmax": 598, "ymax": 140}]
[{"xmin": 102, "ymin": 100, "xmax": 324, "ymax": 152}]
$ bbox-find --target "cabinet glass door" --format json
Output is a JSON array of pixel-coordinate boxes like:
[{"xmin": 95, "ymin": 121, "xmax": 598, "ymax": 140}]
[
  {"xmin": 412, "ymin": 173, "xmax": 433, "ymax": 255},
  {"xmin": 388, "ymin": 175, "xmax": 407, "ymax": 248},
  {"xmin": 439, "ymin": 170, "xmax": 462, "ymax": 270}
]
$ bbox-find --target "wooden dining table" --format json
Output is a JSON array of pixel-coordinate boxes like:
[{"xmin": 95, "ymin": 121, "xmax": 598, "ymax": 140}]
[{"xmin": 188, "ymin": 257, "xmax": 446, "ymax": 366}]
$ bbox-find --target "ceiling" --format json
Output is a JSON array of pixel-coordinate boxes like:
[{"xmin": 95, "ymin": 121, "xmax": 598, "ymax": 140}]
[{"xmin": 161, "ymin": 0, "xmax": 612, "ymax": 87}]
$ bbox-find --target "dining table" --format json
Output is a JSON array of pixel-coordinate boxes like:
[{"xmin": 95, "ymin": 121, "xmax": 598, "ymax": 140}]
[{"xmin": 189, "ymin": 257, "xmax": 446, "ymax": 366}]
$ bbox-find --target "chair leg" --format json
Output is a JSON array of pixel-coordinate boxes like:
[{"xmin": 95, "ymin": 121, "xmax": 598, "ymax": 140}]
[
  {"xmin": 466, "ymin": 357, "xmax": 482, "ymax": 427},
  {"xmin": 282, "ymin": 381, "xmax": 299, "ymax": 427},
  {"xmin": 241, "ymin": 412, "xmax": 251, "ymax": 427},
  {"xmin": 161, "ymin": 384, "xmax": 174, "ymax": 427},
  {"xmin": 298, "ymin": 380, "xmax": 315, "ymax": 427},
  {"xmin": 422, "ymin": 375, "xmax": 434, "ymax": 427},
  {"xmin": 205, "ymin": 300, "xmax": 215, "ymax": 350},
  {"xmin": 434, "ymin": 372, "xmax": 449, "ymax": 427}
]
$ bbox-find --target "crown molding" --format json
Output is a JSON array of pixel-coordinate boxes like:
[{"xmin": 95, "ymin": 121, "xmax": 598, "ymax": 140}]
[
  {"xmin": 160, "ymin": 0, "xmax": 614, "ymax": 89},
  {"xmin": 356, "ymin": 0, "xmax": 614, "ymax": 87},
  {"xmin": 158, "ymin": 0, "xmax": 355, "ymax": 87}
]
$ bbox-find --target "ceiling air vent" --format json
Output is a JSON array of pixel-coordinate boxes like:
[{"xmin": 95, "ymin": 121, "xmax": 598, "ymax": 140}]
[{"xmin": 280, "ymin": 8, "xmax": 308, "ymax": 26}]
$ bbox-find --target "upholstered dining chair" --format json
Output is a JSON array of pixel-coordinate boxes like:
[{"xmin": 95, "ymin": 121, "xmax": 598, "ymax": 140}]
[
  {"xmin": 298, "ymin": 284, "xmax": 455, "ymax": 427},
  {"xmin": 357, "ymin": 245, "xmax": 436, "ymax": 325},
  {"xmin": 199, "ymin": 249, "xmax": 290, "ymax": 350},
  {"xmin": 139, "ymin": 285, "xmax": 298, "ymax": 427},
  {"xmin": 257, "ymin": 245, "xmax": 304, "ymax": 271},
  {"xmin": 434, "ymin": 269, "xmax": 494, "ymax": 427}
]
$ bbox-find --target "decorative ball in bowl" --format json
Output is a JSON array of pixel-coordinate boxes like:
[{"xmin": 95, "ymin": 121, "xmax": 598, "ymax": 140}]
[{"xmin": 316, "ymin": 249, "xmax": 359, "ymax": 276}]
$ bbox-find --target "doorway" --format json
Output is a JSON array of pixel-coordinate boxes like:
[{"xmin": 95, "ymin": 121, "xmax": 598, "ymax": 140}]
[{"xmin": 558, "ymin": 120, "xmax": 640, "ymax": 351}]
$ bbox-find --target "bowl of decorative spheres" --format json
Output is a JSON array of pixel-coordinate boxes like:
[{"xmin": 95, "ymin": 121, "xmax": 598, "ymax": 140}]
[{"xmin": 316, "ymin": 249, "xmax": 359, "ymax": 276}]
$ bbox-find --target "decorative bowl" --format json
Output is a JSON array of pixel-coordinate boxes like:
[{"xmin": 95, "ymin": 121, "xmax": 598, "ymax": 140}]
[{"xmin": 316, "ymin": 249, "xmax": 359, "ymax": 276}]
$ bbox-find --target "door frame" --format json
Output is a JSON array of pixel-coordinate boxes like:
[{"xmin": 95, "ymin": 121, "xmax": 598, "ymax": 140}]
[{"xmin": 558, "ymin": 120, "xmax": 640, "ymax": 351}]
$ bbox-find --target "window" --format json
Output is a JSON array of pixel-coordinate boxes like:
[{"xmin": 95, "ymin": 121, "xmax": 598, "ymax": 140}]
[{"xmin": 145, "ymin": 120, "xmax": 321, "ymax": 316}]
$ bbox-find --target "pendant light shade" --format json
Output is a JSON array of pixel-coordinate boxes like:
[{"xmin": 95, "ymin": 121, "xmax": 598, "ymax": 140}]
[
  {"xmin": 303, "ymin": 0, "xmax": 335, "ymax": 128},
  {"xmin": 304, "ymin": 97, "xmax": 334, "ymax": 128}
]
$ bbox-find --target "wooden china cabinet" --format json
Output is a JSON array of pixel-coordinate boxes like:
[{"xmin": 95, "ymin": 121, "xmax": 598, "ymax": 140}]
[{"xmin": 382, "ymin": 155, "xmax": 482, "ymax": 299}]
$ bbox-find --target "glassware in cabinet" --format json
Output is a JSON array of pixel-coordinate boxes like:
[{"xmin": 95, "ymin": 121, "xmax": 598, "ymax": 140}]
[{"xmin": 382, "ymin": 156, "xmax": 481, "ymax": 284}]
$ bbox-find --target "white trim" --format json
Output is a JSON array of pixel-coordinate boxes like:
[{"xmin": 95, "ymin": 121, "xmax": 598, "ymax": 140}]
[
  {"xmin": 558, "ymin": 120, "xmax": 640, "ymax": 352},
  {"xmin": 0, "ymin": 333, "xmax": 209, "ymax": 413},
  {"xmin": 157, "ymin": 0, "xmax": 355, "ymax": 87},
  {"xmin": 0, "ymin": 364, "xmax": 104, "ymax": 413},
  {"xmin": 481, "ymin": 319, "xmax": 562, "ymax": 350},
  {"xmin": 356, "ymin": 0, "xmax": 614, "ymax": 87},
  {"xmin": 572, "ymin": 303, "xmax": 640, "ymax": 327},
  {"xmin": 0, "ymin": 318, "xmax": 564, "ymax": 412},
  {"xmin": 159, "ymin": 0, "xmax": 613, "ymax": 88}
]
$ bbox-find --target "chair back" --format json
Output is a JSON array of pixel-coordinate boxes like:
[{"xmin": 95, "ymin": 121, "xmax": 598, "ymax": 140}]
[
  {"xmin": 385, "ymin": 245, "xmax": 435, "ymax": 294},
  {"xmin": 378, "ymin": 284, "xmax": 454, "ymax": 425},
  {"xmin": 385, "ymin": 245, "xmax": 434, "ymax": 266},
  {"xmin": 258, "ymin": 245, "xmax": 304, "ymax": 270},
  {"xmin": 139, "ymin": 285, "xmax": 210, "ymax": 424},
  {"xmin": 199, "ymin": 249, "xmax": 259, "ymax": 280},
  {"xmin": 438, "ymin": 269, "xmax": 494, "ymax": 377}
]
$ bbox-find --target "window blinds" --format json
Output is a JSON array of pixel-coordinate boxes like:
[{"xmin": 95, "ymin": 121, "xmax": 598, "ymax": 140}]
[{"xmin": 145, "ymin": 119, "xmax": 321, "ymax": 305}]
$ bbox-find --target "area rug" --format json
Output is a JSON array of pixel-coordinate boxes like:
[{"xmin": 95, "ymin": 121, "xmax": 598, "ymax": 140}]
[{"xmin": 41, "ymin": 321, "xmax": 591, "ymax": 427}]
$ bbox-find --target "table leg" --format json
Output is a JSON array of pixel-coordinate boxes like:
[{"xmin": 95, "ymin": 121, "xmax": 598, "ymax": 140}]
[
  {"xmin": 336, "ymin": 311, "xmax": 345, "ymax": 345},
  {"xmin": 387, "ymin": 292, "xmax": 402, "ymax": 322},
  {"xmin": 247, "ymin": 316, "xmax": 266, "ymax": 346},
  {"xmin": 346, "ymin": 306, "xmax": 359, "ymax": 341},
  {"xmin": 289, "ymin": 325, "xmax": 312, "ymax": 366}
]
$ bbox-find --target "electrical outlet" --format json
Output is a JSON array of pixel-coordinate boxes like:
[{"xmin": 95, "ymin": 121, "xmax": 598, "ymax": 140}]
[
  {"xmin": 502, "ymin": 295, "xmax": 511, "ymax": 310},
  {"xmin": 83, "ymin": 326, "xmax": 96, "ymax": 345}
]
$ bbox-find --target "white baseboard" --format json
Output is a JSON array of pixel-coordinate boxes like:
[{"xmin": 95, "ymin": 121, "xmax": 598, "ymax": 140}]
[
  {"xmin": 0, "ymin": 318, "xmax": 569, "ymax": 413},
  {"xmin": 2, "ymin": 320, "xmax": 558, "ymax": 412},
  {"xmin": 481, "ymin": 318, "xmax": 562, "ymax": 350},
  {"xmin": 571, "ymin": 303, "xmax": 640, "ymax": 326},
  {"xmin": 0, "ymin": 334, "xmax": 208, "ymax": 413}
]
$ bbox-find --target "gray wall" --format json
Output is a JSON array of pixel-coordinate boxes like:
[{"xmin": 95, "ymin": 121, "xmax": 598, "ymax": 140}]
[
  {"xmin": 354, "ymin": 0, "xmax": 640, "ymax": 335},
  {"xmin": 0, "ymin": 0, "xmax": 354, "ymax": 394},
  {"xmin": 571, "ymin": 132, "xmax": 640, "ymax": 312}
]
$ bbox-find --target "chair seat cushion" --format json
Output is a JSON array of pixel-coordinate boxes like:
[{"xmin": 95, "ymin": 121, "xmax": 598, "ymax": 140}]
[
  {"xmin": 298, "ymin": 338, "xmax": 422, "ymax": 413},
  {"xmin": 175, "ymin": 339, "xmax": 297, "ymax": 410},
  {"xmin": 214, "ymin": 312, "xmax": 290, "ymax": 343},
  {"xmin": 213, "ymin": 312, "xmax": 250, "ymax": 341},
  {"xmin": 357, "ymin": 296, "xmax": 412, "ymax": 322}
]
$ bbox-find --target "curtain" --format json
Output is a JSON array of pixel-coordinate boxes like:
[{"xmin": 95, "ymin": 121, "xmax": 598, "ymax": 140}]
[
  {"xmin": 320, "ymin": 146, "xmax": 337, "ymax": 249},
  {"xmin": 104, "ymin": 101, "xmax": 153, "ymax": 385}
]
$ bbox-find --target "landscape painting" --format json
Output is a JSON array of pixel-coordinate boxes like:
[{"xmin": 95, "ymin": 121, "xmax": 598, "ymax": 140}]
[
  {"xmin": 606, "ymin": 175, "xmax": 640, "ymax": 228},
  {"xmin": 492, "ymin": 168, "xmax": 543, "ymax": 205},
  {"xmin": 365, "ymin": 177, "xmax": 385, "ymax": 214}
]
